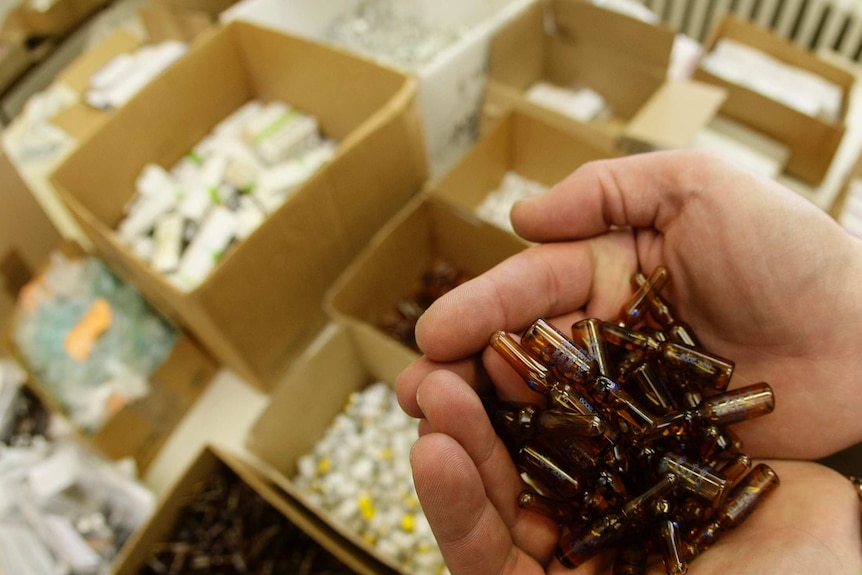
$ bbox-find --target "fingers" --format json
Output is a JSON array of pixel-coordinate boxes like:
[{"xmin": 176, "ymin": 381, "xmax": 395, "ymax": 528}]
[
  {"xmin": 411, "ymin": 434, "xmax": 545, "ymax": 575},
  {"xmin": 510, "ymin": 149, "xmax": 746, "ymax": 243},
  {"xmin": 415, "ymin": 370, "xmax": 560, "ymax": 562},
  {"xmin": 415, "ymin": 231, "xmax": 638, "ymax": 362},
  {"xmin": 396, "ymin": 355, "xmax": 488, "ymax": 418}
]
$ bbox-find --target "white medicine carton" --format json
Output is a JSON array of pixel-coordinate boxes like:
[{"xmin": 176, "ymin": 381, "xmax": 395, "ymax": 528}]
[{"xmin": 222, "ymin": 0, "xmax": 539, "ymax": 179}]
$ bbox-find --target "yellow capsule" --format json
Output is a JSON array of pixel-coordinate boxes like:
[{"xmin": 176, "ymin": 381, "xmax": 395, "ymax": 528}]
[
  {"xmin": 316, "ymin": 457, "xmax": 332, "ymax": 474},
  {"xmin": 400, "ymin": 514, "xmax": 416, "ymax": 532},
  {"xmin": 380, "ymin": 447, "xmax": 395, "ymax": 460},
  {"xmin": 358, "ymin": 493, "xmax": 376, "ymax": 520}
]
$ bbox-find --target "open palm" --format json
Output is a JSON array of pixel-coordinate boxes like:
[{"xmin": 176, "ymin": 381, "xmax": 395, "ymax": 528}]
[{"xmin": 397, "ymin": 151, "xmax": 862, "ymax": 574}]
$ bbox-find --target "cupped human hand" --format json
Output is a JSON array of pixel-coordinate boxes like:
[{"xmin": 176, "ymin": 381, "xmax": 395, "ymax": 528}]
[
  {"xmin": 398, "ymin": 150, "xmax": 862, "ymax": 460},
  {"xmin": 409, "ymin": 367, "xmax": 861, "ymax": 575}
]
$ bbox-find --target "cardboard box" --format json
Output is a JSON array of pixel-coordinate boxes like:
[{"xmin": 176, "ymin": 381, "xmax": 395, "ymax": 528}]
[
  {"xmin": 222, "ymin": 0, "xmax": 538, "ymax": 179},
  {"xmin": 325, "ymin": 195, "xmax": 528, "ymax": 384},
  {"xmin": 693, "ymin": 15, "xmax": 854, "ymax": 185},
  {"xmin": 18, "ymin": 0, "xmax": 108, "ymax": 37},
  {"xmin": 0, "ymin": 146, "xmax": 62, "ymax": 327},
  {"xmin": 0, "ymin": 35, "xmax": 31, "ymax": 93},
  {"xmin": 49, "ymin": 29, "xmax": 141, "ymax": 141},
  {"xmin": 112, "ymin": 444, "xmax": 389, "ymax": 575},
  {"xmin": 246, "ymin": 326, "xmax": 429, "ymax": 574},
  {"xmin": 51, "ymin": 21, "xmax": 426, "ymax": 391},
  {"xmin": 4, "ymin": 243, "xmax": 218, "ymax": 473},
  {"xmin": 433, "ymin": 109, "xmax": 615, "ymax": 224},
  {"xmin": 486, "ymin": 0, "xmax": 726, "ymax": 154}
]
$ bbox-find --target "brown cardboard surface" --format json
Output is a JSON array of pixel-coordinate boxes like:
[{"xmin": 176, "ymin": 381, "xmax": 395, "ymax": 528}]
[
  {"xmin": 51, "ymin": 21, "xmax": 426, "ymax": 390},
  {"xmin": 693, "ymin": 15, "xmax": 854, "ymax": 184},
  {"xmin": 112, "ymin": 444, "xmax": 388, "ymax": 575},
  {"xmin": 5, "ymin": 242, "xmax": 218, "ymax": 472},
  {"xmin": 434, "ymin": 110, "xmax": 615, "ymax": 217},
  {"xmin": 487, "ymin": 0, "xmax": 720, "ymax": 153},
  {"xmin": 0, "ymin": 147, "xmax": 61, "ymax": 327},
  {"xmin": 0, "ymin": 36, "xmax": 30, "ymax": 93},
  {"xmin": 620, "ymin": 80, "xmax": 728, "ymax": 153},
  {"xmin": 246, "ymin": 326, "xmax": 416, "ymax": 574},
  {"xmin": 139, "ymin": 1, "xmax": 214, "ymax": 44},
  {"xmin": 20, "ymin": 0, "xmax": 108, "ymax": 36},
  {"xmin": 324, "ymin": 195, "xmax": 527, "ymax": 385}
]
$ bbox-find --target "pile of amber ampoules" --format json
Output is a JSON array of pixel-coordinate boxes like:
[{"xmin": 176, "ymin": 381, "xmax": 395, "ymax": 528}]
[{"xmin": 484, "ymin": 267, "xmax": 779, "ymax": 575}]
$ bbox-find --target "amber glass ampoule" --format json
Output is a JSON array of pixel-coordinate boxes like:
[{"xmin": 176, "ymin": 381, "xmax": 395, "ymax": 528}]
[
  {"xmin": 647, "ymin": 383, "xmax": 775, "ymax": 440},
  {"xmin": 489, "ymin": 332, "xmax": 609, "ymax": 424},
  {"xmin": 655, "ymin": 518, "xmax": 688, "ymax": 575},
  {"xmin": 712, "ymin": 453, "xmax": 752, "ymax": 487},
  {"xmin": 483, "ymin": 398, "xmax": 604, "ymax": 442},
  {"xmin": 489, "ymin": 331, "xmax": 556, "ymax": 395},
  {"xmin": 590, "ymin": 375, "xmax": 656, "ymax": 436},
  {"xmin": 613, "ymin": 540, "xmax": 648, "ymax": 575},
  {"xmin": 517, "ymin": 443, "xmax": 583, "ymax": 500},
  {"xmin": 520, "ymin": 319, "xmax": 596, "ymax": 385},
  {"xmin": 632, "ymin": 271, "xmax": 701, "ymax": 348},
  {"xmin": 624, "ymin": 362, "xmax": 679, "ymax": 414},
  {"xmin": 687, "ymin": 464, "xmax": 780, "ymax": 558},
  {"xmin": 658, "ymin": 341, "xmax": 734, "ymax": 391},
  {"xmin": 537, "ymin": 409, "xmax": 605, "ymax": 437},
  {"xmin": 572, "ymin": 318, "xmax": 615, "ymax": 378},
  {"xmin": 619, "ymin": 266, "xmax": 669, "ymax": 327},
  {"xmin": 658, "ymin": 453, "xmax": 727, "ymax": 506},
  {"xmin": 518, "ymin": 489, "xmax": 578, "ymax": 526},
  {"xmin": 556, "ymin": 473, "xmax": 678, "ymax": 569}
]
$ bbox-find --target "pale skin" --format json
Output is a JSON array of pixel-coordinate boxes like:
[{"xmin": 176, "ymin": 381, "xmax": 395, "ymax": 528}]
[{"xmin": 396, "ymin": 150, "xmax": 862, "ymax": 574}]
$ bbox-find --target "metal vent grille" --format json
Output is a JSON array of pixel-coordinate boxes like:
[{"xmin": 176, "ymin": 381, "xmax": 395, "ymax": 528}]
[{"xmin": 633, "ymin": 0, "xmax": 862, "ymax": 62}]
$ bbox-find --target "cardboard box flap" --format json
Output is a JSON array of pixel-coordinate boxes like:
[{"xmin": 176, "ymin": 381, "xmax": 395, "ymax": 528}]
[
  {"xmin": 622, "ymin": 80, "xmax": 728, "ymax": 151},
  {"xmin": 551, "ymin": 0, "xmax": 673, "ymax": 72},
  {"xmin": 488, "ymin": 0, "xmax": 545, "ymax": 90},
  {"xmin": 546, "ymin": 35, "xmax": 665, "ymax": 120},
  {"xmin": 55, "ymin": 29, "xmax": 141, "ymax": 94}
]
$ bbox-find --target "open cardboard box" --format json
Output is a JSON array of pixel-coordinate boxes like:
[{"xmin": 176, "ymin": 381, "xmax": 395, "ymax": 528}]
[
  {"xmin": 17, "ymin": 0, "xmax": 107, "ymax": 37},
  {"xmin": 4, "ymin": 242, "xmax": 218, "ymax": 473},
  {"xmin": 325, "ymin": 194, "xmax": 528, "ymax": 385},
  {"xmin": 693, "ymin": 15, "xmax": 854, "ymax": 185},
  {"xmin": 112, "ymin": 443, "xmax": 389, "ymax": 574},
  {"xmin": 433, "ymin": 109, "xmax": 615, "ymax": 227},
  {"xmin": 222, "ymin": 0, "xmax": 538, "ymax": 179},
  {"xmin": 246, "ymin": 325, "xmax": 433, "ymax": 574},
  {"xmin": 485, "ymin": 0, "xmax": 726, "ymax": 154},
  {"xmin": 49, "ymin": 28, "xmax": 143, "ymax": 142},
  {"xmin": 51, "ymin": 20, "xmax": 427, "ymax": 391},
  {"xmin": 0, "ymin": 147, "xmax": 62, "ymax": 327}
]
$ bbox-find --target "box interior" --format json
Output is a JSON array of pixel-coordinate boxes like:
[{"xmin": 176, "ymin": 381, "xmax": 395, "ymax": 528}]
[{"xmin": 435, "ymin": 110, "xmax": 614, "ymax": 212}]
